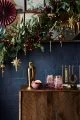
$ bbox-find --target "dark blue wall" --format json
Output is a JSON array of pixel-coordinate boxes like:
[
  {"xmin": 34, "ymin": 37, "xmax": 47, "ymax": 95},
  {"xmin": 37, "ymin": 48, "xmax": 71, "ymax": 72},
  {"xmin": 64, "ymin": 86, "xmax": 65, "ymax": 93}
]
[{"xmin": 0, "ymin": 42, "xmax": 80, "ymax": 120}]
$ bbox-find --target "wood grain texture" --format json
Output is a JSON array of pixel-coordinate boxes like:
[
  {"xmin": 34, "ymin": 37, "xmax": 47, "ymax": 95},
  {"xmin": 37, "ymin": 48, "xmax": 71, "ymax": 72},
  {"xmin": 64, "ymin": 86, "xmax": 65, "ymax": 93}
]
[{"xmin": 19, "ymin": 89, "xmax": 80, "ymax": 120}]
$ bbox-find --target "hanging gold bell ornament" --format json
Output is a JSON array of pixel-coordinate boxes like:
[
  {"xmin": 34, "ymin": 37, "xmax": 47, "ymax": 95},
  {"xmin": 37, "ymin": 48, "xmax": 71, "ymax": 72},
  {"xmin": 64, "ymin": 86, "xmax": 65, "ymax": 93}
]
[
  {"xmin": 0, "ymin": 63, "xmax": 5, "ymax": 77},
  {"xmin": 11, "ymin": 56, "xmax": 21, "ymax": 72},
  {"xmin": 58, "ymin": 33, "xmax": 64, "ymax": 47}
]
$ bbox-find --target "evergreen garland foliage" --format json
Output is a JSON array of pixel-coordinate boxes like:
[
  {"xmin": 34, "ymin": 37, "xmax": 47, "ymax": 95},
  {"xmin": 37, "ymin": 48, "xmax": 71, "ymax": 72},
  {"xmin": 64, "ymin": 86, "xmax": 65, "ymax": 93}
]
[{"xmin": 0, "ymin": 0, "xmax": 80, "ymax": 64}]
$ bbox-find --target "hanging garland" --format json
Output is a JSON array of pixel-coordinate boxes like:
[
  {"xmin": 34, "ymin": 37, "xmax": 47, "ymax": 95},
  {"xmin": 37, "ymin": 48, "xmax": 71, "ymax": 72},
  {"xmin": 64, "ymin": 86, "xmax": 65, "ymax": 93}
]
[
  {"xmin": 0, "ymin": 16, "xmax": 44, "ymax": 75},
  {"xmin": 0, "ymin": 0, "xmax": 44, "ymax": 75},
  {"xmin": 0, "ymin": 0, "xmax": 80, "ymax": 75}
]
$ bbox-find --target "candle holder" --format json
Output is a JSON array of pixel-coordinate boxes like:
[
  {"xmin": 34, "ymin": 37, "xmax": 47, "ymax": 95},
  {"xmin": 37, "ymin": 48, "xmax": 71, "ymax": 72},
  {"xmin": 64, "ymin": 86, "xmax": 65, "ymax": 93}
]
[
  {"xmin": 27, "ymin": 62, "xmax": 35, "ymax": 90},
  {"xmin": 27, "ymin": 67, "xmax": 31, "ymax": 90},
  {"xmin": 27, "ymin": 67, "xmax": 32, "ymax": 90}
]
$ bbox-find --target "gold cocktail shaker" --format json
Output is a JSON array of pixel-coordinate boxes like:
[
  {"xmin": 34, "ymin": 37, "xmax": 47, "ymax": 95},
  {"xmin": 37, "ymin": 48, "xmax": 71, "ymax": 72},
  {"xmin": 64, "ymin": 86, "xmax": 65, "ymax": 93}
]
[{"xmin": 27, "ymin": 62, "xmax": 35, "ymax": 90}]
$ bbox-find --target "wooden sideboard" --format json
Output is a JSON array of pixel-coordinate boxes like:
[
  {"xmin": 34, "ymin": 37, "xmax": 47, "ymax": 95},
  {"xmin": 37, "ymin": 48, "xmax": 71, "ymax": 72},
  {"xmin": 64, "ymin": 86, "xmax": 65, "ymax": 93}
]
[{"xmin": 19, "ymin": 89, "xmax": 80, "ymax": 120}]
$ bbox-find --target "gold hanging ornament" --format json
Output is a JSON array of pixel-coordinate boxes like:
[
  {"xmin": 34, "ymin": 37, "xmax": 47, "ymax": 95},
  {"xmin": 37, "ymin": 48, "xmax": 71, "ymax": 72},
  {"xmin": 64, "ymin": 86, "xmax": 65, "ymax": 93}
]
[
  {"xmin": 0, "ymin": 63, "xmax": 5, "ymax": 77},
  {"xmin": 68, "ymin": 16, "xmax": 75, "ymax": 30},
  {"xmin": 11, "ymin": 56, "xmax": 21, "ymax": 72}
]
